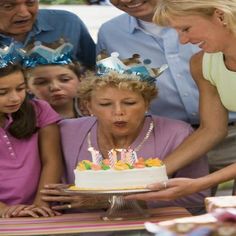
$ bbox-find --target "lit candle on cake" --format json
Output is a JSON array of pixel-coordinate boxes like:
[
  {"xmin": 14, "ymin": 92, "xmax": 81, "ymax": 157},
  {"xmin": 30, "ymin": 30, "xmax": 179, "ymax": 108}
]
[
  {"xmin": 132, "ymin": 150, "xmax": 138, "ymax": 163},
  {"xmin": 88, "ymin": 147, "xmax": 97, "ymax": 164},
  {"xmin": 126, "ymin": 149, "xmax": 137, "ymax": 165},
  {"xmin": 126, "ymin": 149, "xmax": 133, "ymax": 165},
  {"xmin": 108, "ymin": 149, "xmax": 117, "ymax": 168},
  {"xmin": 112, "ymin": 149, "xmax": 117, "ymax": 163},
  {"xmin": 120, "ymin": 149, "xmax": 126, "ymax": 162},
  {"xmin": 95, "ymin": 150, "xmax": 103, "ymax": 165}
]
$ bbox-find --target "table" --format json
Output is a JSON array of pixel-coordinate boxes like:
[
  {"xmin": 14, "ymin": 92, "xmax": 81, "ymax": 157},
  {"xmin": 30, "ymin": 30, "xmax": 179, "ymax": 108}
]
[{"xmin": 0, "ymin": 207, "xmax": 191, "ymax": 236}]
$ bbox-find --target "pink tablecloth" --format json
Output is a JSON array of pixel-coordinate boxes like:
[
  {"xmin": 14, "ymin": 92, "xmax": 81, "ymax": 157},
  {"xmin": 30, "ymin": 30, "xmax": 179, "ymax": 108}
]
[{"xmin": 0, "ymin": 207, "xmax": 191, "ymax": 235}]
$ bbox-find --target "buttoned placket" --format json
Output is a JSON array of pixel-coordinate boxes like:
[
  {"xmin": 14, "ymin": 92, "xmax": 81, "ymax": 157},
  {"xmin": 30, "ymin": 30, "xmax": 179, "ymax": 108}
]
[
  {"xmin": 1, "ymin": 114, "xmax": 16, "ymax": 158},
  {"xmin": 2, "ymin": 132, "xmax": 16, "ymax": 158},
  {"xmin": 162, "ymin": 30, "xmax": 200, "ymax": 124}
]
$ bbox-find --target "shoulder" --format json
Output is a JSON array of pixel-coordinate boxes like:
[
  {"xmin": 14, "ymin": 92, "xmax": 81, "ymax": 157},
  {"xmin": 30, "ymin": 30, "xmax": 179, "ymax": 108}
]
[
  {"xmin": 190, "ymin": 51, "xmax": 204, "ymax": 70},
  {"xmin": 31, "ymin": 98, "xmax": 53, "ymax": 113},
  {"xmin": 59, "ymin": 117, "xmax": 95, "ymax": 133},
  {"xmin": 202, "ymin": 52, "xmax": 224, "ymax": 85},
  {"xmin": 201, "ymin": 52, "xmax": 222, "ymax": 66},
  {"xmin": 152, "ymin": 115, "xmax": 193, "ymax": 134},
  {"xmin": 97, "ymin": 13, "xmax": 131, "ymax": 48},
  {"xmin": 99, "ymin": 13, "xmax": 130, "ymax": 31},
  {"xmin": 59, "ymin": 117, "xmax": 86, "ymax": 128},
  {"xmin": 30, "ymin": 99, "xmax": 61, "ymax": 126},
  {"xmin": 152, "ymin": 115, "xmax": 194, "ymax": 151},
  {"xmin": 190, "ymin": 51, "xmax": 204, "ymax": 82},
  {"xmin": 38, "ymin": 9, "xmax": 84, "ymax": 24}
]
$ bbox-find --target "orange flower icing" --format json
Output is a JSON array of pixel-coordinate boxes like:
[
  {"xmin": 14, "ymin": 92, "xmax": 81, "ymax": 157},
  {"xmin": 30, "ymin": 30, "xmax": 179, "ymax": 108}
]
[{"xmin": 76, "ymin": 157, "xmax": 163, "ymax": 171}]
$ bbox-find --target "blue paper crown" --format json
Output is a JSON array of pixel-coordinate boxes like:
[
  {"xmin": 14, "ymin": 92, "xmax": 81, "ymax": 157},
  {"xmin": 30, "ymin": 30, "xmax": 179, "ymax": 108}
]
[
  {"xmin": 96, "ymin": 52, "xmax": 168, "ymax": 84},
  {"xmin": 0, "ymin": 43, "xmax": 19, "ymax": 68},
  {"xmin": 19, "ymin": 41, "xmax": 74, "ymax": 68}
]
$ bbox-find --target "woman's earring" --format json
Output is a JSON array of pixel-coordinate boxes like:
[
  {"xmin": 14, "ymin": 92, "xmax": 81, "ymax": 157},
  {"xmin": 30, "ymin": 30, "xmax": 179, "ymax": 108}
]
[{"xmin": 218, "ymin": 15, "xmax": 227, "ymax": 27}]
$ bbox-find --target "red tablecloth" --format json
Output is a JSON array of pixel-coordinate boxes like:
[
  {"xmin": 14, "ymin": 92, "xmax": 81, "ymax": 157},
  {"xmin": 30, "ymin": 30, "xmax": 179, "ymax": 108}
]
[{"xmin": 0, "ymin": 207, "xmax": 191, "ymax": 235}]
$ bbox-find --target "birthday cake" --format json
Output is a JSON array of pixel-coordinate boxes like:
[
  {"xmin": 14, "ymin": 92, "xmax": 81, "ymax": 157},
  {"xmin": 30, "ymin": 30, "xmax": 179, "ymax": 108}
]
[{"xmin": 73, "ymin": 156, "xmax": 168, "ymax": 190}]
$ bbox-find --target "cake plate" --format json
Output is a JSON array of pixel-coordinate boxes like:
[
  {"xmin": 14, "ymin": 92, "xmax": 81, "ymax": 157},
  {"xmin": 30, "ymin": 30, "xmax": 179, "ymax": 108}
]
[{"xmin": 60, "ymin": 186, "xmax": 152, "ymax": 221}]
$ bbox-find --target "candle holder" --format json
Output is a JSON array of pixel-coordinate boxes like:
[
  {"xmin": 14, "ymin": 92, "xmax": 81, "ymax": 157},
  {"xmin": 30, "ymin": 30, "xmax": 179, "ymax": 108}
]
[
  {"xmin": 60, "ymin": 186, "xmax": 151, "ymax": 221},
  {"xmin": 102, "ymin": 194, "xmax": 150, "ymax": 221}
]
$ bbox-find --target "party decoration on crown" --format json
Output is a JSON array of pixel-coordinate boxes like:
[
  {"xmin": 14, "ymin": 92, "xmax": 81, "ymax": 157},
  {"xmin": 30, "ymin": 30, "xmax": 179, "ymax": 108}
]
[
  {"xmin": 18, "ymin": 40, "xmax": 74, "ymax": 68},
  {"xmin": 96, "ymin": 51, "xmax": 168, "ymax": 84},
  {"xmin": 0, "ymin": 43, "xmax": 19, "ymax": 68}
]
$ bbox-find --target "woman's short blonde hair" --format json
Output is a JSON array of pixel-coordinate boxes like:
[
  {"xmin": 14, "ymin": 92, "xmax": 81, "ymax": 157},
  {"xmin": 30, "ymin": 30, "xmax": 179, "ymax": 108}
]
[
  {"xmin": 153, "ymin": 0, "xmax": 236, "ymax": 35},
  {"xmin": 78, "ymin": 72, "xmax": 158, "ymax": 105}
]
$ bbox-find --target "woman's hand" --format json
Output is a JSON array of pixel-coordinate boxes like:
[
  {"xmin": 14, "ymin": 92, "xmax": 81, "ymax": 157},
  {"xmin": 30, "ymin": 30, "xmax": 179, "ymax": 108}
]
[
  {"xmin": 40, "ymin": 184, "xmax": 109, "ymax": 210},
  {"xmin": 0, "ymin": 204, "xmax": 61, "ymax": 218},
  {"xmin": 125, "ymin": 178, "xmax": 200, "ymax": 201}
]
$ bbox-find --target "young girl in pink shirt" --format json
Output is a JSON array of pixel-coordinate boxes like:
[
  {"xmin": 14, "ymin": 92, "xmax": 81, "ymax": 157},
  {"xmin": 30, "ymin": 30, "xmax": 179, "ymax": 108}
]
[{"xmin": 0, "ymin": 64, "xmax": 63, "ymax": 218}]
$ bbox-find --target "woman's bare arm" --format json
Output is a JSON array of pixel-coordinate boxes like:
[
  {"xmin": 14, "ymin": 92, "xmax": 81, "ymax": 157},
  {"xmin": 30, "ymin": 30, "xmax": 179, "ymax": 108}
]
[{"xmin": 164, "ymin": 51, "xmax": 228, "ymax": 176}]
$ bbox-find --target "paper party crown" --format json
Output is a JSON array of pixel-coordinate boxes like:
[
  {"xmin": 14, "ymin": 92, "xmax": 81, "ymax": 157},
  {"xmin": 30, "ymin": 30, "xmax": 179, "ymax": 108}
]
[
  {"xmin": 96, "ymin": 52, "xmax": 168, "ymax": 84},
  {"xmin": 0, "ymin": 43, "xmax": 19, "ymax": 68},
  {"xmin": 18, "ymin": 40, "xmax": 74, "ymax": 68}
]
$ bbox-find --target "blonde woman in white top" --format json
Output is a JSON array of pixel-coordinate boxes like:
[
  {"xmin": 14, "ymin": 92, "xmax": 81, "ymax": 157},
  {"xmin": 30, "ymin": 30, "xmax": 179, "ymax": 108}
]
[{"xmin": 126, "ymin": 0, "xmax": 236, "ymax": 201}]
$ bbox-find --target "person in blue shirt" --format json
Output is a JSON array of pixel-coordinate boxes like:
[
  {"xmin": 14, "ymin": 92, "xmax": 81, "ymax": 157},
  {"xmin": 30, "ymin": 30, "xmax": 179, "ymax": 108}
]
[
  {"xmin": 97, "ymin": 0, "xmax": 236, "ymax": 180},
  {"xmin": 97, "ymin": 0, "xmax": 200, "ymax": 124},
  {"xmin": 0, "ymin": 0, "xmax": 96, "ymax": 68}
]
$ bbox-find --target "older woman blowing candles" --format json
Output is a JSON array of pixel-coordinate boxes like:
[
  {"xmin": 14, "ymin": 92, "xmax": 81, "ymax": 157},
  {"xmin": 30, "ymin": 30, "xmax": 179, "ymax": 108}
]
[{"xmin": 41, "ymin": 54, "xmax": 210, "ymax": 215}]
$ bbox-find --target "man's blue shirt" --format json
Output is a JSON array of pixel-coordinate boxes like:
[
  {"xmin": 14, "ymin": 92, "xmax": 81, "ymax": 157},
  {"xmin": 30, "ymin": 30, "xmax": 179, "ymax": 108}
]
[
  {"xmin": 0, "ymin": 9, "xmax": 96, "ymax": 67},
  {"xmin": 97, "ymin": 13, "xmax": 236, "ymax": 124}
]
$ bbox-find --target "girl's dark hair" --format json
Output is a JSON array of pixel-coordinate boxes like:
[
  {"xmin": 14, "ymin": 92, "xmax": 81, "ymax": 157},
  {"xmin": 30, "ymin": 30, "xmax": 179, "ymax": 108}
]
[{"xmin": 0, "ymin": 64, "xmax": 37, "ymax": 139}]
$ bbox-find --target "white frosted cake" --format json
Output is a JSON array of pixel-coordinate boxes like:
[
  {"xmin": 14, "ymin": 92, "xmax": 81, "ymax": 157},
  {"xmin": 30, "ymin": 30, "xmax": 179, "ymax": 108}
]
[{"xmin": 73, "ymin": 158, "xmax": 168, "ymax": 190}]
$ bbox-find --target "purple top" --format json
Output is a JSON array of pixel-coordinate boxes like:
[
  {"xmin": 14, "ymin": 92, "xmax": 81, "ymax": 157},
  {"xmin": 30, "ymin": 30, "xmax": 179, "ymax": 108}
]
[
  {"xmin": 0, "ymin": 99, "xmax": 61, "ymax": 205},
  {"xmin": 60, "ymin": 115, "xmax": 210, "ymax": 214}
]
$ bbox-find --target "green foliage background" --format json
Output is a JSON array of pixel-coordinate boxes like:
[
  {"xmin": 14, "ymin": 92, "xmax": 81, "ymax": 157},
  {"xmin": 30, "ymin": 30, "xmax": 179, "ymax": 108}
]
[{"xmin": 40, "ymin": 0, "xmax": 86, "ymax": 4}]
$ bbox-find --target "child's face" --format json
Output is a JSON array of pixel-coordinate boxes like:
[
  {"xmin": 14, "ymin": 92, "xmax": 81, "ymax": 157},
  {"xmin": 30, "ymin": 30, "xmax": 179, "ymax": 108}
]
[
  {"xmin": 27, "ymin": 65, "xmax": 80, "ymax": 107},
  {"xmin": 0, "ymin": 71, "xmax": 26, "ymax": 115}
]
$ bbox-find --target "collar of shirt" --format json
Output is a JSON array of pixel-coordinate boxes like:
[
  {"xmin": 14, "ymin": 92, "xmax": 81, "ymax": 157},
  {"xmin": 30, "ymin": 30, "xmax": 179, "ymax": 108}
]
[
  {"xmin": 2, "ymin": 114, "xmax": 13, "ymax": 130},
  {"xmin": 33, "ymin": 11, "xmax": 54, "ymax": 35},
  {"xmin": 129, "ymin": 16, "xmax": 166, "ymax": 36},
  {"xmin": 138, "ymin": 19, "xmax": 164, "ymax": 36}
]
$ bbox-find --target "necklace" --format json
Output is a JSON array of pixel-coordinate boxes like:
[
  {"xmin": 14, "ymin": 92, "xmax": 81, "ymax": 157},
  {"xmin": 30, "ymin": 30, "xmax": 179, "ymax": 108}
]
[
  {"xmin": 133, "ymin": 121, "xmax": 154, "ymax": 152},
  {"xmin": 87, "ymin": 120, "xmax": 154, "ymax": 153}
]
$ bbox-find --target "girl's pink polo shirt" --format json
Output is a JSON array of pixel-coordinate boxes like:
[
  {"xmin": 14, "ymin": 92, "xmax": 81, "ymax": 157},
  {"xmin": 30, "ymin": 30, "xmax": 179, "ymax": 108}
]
[{"xmin": 0, "ymin": 99, "xmax": 61, "ymax": 205}]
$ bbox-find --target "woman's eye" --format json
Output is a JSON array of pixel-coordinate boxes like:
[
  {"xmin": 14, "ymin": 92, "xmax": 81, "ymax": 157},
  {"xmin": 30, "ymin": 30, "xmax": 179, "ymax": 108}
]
[
  {"xmin": 99, "ymin": 103, "xmax": 111, "ymax": 106},
  {"xmin": 33, "ymin": 80, "xmax": 48, "ymax": 85},
  {"xmin": 60, "ymin": 76, "xmax": 72, "ymax": 82},
  {"xmin": 182, "ymin": 27, "xmax": 190, "ymax": 32},
  {"xmin": 124, "ymin": 102, "xmax": 136, "ymax": 105}
]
